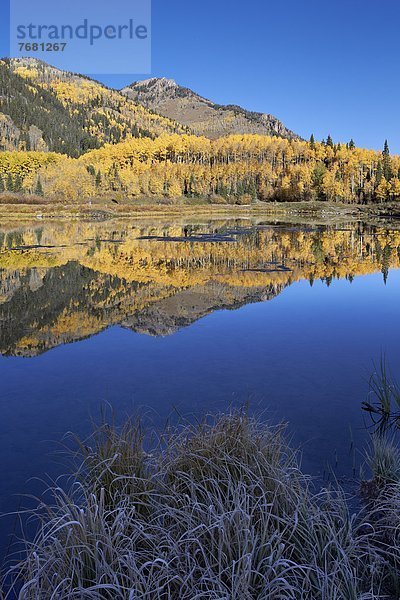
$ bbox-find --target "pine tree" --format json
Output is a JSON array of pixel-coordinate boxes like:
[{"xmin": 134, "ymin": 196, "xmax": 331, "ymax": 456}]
[
  {"xmin": 382, "ymin": 139, "xmax": 393, "ymax": 180},
  {"xmin": 326, "ymin": 134, "xmax": 334, "ymax": 148},
  {"xmin": 348, "ymin": 139, "xmax": 355, "ymax": 150},
  {"xmin": 6, "ymin": 173, "xmax": 14, "ymax": 192},
  {"xmin": 95, "ymin": 170, "xmax": 101, "ymax": 188},
  {"xmin": 312, "ymin": 163, "xmax": 327, "ymax": 200},
  {"xmin": 309, "ymin": 134, "xmax": 315, "ymax": 149},
  {"xmin": 383, "ymin": 139, "xmax": 390, "ymax": 155},
  {"xmin": 35, "ymin": 176, "xmax": 44, "ymax": 196},
  {"xmin": 14, "ymin": 174, "xmax": 23, "ymax": 193},
  {"xmin": 376, "ymin": 161, "xmax": 383, "ymax": 185},
  {"xmin": 187, "ymin": 173, "xmax": 195, "ymax": 196}
]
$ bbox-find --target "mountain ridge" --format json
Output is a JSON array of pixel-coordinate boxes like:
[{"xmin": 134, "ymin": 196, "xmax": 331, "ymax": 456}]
[
  {"xmin": 0, "ymin": 59, "xmax": 300, "ymax": 157},
  {"xmin": 122, "ymin": 76, "xmax": 301, "ymax": 140}
]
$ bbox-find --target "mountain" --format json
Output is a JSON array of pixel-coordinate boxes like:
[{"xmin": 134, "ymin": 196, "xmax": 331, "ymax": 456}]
[
  {"xmin": 122, "ymin": 77, "xmax": 300, "ymax": 140},
  {"xmin": 0, "ymin": 59, "xmax": 299, "ymax": 158},
  {"xmin": 0, "ymin": 59, "xmax": 186, "ymax": 157}
]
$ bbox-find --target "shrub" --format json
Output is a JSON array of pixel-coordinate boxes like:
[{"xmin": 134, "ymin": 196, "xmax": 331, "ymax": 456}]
[{"xmin": 3, "ymin": 412, "xmax": 400, "ymax": 598}]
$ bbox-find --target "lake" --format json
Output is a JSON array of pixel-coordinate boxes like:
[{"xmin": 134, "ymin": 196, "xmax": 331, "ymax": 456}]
[{"xmin": 0, "ymin": 215, "xmax": 400, "ymax": 555}]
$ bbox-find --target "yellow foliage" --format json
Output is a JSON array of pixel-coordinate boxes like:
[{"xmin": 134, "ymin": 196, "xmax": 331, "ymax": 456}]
[
  {"xmin": 41, "ymin": 159, "xmax": 95, "ymax": 200},
  {"xmin": 3, "ymin": 133, "xmax": 400, "ymax": 204}
]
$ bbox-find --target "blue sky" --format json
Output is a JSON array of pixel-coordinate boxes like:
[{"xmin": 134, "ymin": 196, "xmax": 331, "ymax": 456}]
[{"xmin": 1, "ymin": 0, "xmax": 400, "ymax": 152}]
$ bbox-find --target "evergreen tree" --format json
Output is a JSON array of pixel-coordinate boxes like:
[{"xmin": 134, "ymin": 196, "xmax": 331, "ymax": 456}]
[
  {"xmin": 95, "ymin": 170, "xmax": 102, "ymax": 188},
  {"xmin": 190, "ymin": 173, "xmax": 198, "ymax": 197},
  {"xmin": 376, "ymin": 161, "xmax": 383, "ymax": 184},
  {"xmin": 6, "ymin": 173, "xmax": 14, "ymax": 192},
  {"xmin": 35, "ymin": 177, "xmax": 44, "ymax": 196},
  {"xmin": 309, "ymin": 134, "xmax": 315, "ymax": 149},
  {"xmin": 14, "ymin": 174, "xmax": 23, "ymax": 193},
  {"xmin": 326, "ymin": 134, "xmax": 334, "ymax": 148},
  {"xmin": 312, "ymin": 163, "xmax": 327, "ymax": 200},
  {"xmin": 383, "ymin": 139, "xmax": 390, "ymax": 155},
  {"xmin": 382, "ymin": 139, "xmax": 393, "ymax": 180},
  {"xmin": 348, "ymin": 139, "xmax": 355, "ymax": 150}
]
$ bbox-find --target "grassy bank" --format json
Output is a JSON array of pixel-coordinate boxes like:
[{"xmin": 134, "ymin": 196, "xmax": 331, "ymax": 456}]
[
  {"xmin": 3, "ymin": 411, "xmax": 400, "ymax": 599},
  {"xmin": 1, "ymin": 194, "xmax": 400, "ymax": 227}
]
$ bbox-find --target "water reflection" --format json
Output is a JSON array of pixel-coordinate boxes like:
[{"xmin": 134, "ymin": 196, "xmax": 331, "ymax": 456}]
[{"xmin": 0, "ymin": 218, "xmax": 399, "ymax": 356}]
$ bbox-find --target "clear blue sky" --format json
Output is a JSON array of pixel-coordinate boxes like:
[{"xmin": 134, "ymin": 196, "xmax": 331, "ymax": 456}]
[{"xmin": 1, "ymin": 0, "xmax": 400, "ymax": 152}]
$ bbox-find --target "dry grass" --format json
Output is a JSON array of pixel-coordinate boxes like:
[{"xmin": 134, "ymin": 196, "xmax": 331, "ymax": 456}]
[{"xmin": 2, "ymin": 412, "xmax": 400, "ymax": 599}]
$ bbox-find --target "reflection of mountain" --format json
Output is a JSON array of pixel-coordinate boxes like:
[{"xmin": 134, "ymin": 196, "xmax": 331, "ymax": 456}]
[
  {"xmin": 122, "ymin": 282, "xmax": 282, "ymax": 337},
  {"xmin": 0, "ymin": 261, "xmax": 284, "ymax": 355},
  {"xmin": 0, "ymin": 262, "xmax": 147, "ymax": 355},
  {"xmin": 0, "ymin": 219, "xmax": 399, "ymax": 356}
]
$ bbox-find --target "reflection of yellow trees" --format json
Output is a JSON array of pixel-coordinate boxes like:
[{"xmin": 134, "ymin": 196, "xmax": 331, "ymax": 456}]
[
  {"xmin": 1, "ymin": 221, "xmax": 400, "ymax": 289},
  {"xmin": 1, "ymin": 220, "xmax": 399, "ymax": 355},
  {"xmin": 15, "ymin": 309, "xmax": 109, "ymax": 353}
]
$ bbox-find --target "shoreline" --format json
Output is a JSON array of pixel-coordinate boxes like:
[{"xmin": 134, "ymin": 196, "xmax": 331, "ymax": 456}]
[{"xmin": 1, "ymin": 199, "xmax": 400, "ymax": 227}]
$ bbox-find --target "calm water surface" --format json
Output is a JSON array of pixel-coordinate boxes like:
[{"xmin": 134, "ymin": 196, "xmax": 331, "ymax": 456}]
[{"xmin": 0, "ymin": 216, "xmax": 400, "ymax": 552}]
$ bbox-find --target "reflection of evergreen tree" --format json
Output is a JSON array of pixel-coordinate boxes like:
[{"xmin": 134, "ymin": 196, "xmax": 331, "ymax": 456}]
[
  {"xmin": 311, "ymin": 235, "xmax": 325, "ymax": 263},
  {"xmin": 381, "ymin": 245, "xmax": 392, "ymax": 285},
  {"xmin": 35, "ymin": 227, "xmax": 43, "ymax": 245},
  {"xmin": 375, "ymin": 239, "xmax": 382, "ymax": 263}
]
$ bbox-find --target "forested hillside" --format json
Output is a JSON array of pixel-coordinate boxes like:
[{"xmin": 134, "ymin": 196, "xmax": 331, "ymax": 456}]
[
  {"xmin": 0, "ymin": 59, "xmax": 399, "ymax": 205},
  {"xmin": 2, "ymin": 133, "xmax": 396, "ymax": 204},
  {"xmin": 0, "ymin": 60, "xmax": 299, "ymax": 158},
  {"xmin": 0, "ymin": 59, "xmax": 186, "ymax": 157}
]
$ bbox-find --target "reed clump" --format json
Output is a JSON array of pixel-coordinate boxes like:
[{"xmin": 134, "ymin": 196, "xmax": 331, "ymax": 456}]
[{"xmin": 3, "ymin": 412, "xmax": 400, "ymax": 599}]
